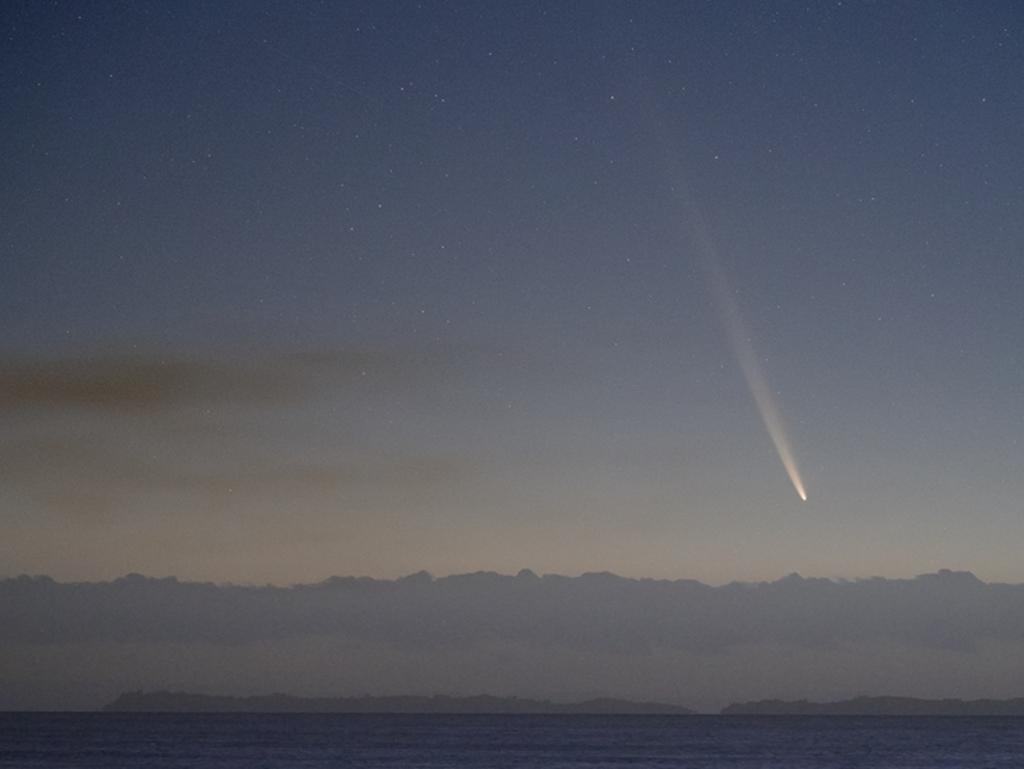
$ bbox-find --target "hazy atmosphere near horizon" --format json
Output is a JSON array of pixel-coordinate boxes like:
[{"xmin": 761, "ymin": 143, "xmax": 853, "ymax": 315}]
[{"xmin": 3, "ymin": 0, "xmax": 1024, "ymax": 712}]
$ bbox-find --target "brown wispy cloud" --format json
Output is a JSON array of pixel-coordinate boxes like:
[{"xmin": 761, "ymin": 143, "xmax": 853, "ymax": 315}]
[
  {"xmin": 0, "ymin": 347, "xmax": 454, "ymax": 411},
  {"xmin": 167, "ymin": 457, "xmax": 463, "ymax": 495},
  {"xmin": 0, "ymin": 437, "xmax": 463, "ymax": 493},
  {"xmin": 0, "ymin": 346, "xmax": 472, "ymax": 519}
]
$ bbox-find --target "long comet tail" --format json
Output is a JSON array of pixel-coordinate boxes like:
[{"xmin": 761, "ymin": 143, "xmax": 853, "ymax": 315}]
[
  {"xmin": 652, "ymin": 115, "xmax": 808, "ymax": 501},
  {"xmin": 716, "ymin": 276, "xmax": 808, "ymax": 502},
  {"xmin": 687, "ymin": 206, "xmax": 808, "ymax": 502}
]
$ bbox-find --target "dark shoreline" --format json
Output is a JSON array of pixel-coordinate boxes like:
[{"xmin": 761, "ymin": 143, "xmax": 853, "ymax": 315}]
[
  {"xmin": 723, "ymin": 696, "xmax": 1024, "ymax": 716},
  {"xmin": 102, "ymin": 691, "xmax": 694, "ymax": 715},
  {"xmin": 95, "ymin": 691, "xmax": 1024, "ymax": 717}
]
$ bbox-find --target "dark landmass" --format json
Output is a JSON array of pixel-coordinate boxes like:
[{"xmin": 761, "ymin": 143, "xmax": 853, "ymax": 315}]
[
  {"xmin": 104, "ymin": 691, "xmax": 694, "ymax": 715},
  {"xmin": 722, "ymin": 696, "xmax": 1024, "ymax": 716}
]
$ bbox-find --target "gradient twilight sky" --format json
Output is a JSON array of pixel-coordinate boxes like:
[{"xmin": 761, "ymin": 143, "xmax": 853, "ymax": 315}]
[{"xmin": 2, "ymin": 1, "xmax": 1022, "ymax": 584}]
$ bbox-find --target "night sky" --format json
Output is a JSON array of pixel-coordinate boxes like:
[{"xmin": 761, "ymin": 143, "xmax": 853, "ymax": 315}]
[{"xmin": 3, "ymin": 1, "xmax": 1023, "ymax": 584}]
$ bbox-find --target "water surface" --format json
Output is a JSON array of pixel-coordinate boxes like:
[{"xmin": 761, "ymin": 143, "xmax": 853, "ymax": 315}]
[{"xmin": 3, "ymin": 713, "xmax": 1023, "ymax": 767}]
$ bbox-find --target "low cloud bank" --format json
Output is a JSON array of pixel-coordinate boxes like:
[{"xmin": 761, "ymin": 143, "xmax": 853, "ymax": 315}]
[
  {"xmin": 2, "ymin": 568, "xmax": 1019, "ymax": 651},
  {"xmin": 4, "ymin": 569, "xmax": 1024, "ymax": 710}
]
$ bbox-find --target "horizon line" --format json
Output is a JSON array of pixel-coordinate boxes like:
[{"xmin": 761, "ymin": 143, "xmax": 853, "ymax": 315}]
[{"xmin": 3, "ymin": 567, "xmax": 1005, "ymax": 589}]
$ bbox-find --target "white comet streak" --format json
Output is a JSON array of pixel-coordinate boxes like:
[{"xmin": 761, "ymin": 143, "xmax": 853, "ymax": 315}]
[
  {"xmin": 711, "ymin": 264, "xmax": 808, "ymax": 502},
  {"xmin": 687, "ymin": 206, "xmax": 808, "ymax": 502},
  {"xmin": 653, "ymin": 117, "xmax": 808, "ymax": 501}
]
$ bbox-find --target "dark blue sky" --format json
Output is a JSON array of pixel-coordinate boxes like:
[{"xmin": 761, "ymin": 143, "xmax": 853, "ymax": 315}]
[{"xmin": 2, "ymin": 1, "xmax": 1023, "ymax": 583}]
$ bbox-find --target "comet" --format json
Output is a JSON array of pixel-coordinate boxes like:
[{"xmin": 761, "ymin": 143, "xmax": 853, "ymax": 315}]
[
  {"xmin": 654, "ymin": 120, "xmax": 808, "ymax": 501},
  {"xmin": 706, "ymin": 256, "xmax": 808, "ymax": 502},
  {"xmin": 681, "ymin": 195, "xmax": 809, "ymax": 502}
]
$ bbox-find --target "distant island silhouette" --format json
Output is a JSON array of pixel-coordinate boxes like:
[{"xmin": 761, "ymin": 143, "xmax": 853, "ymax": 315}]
[
  {"xmin": 104, "ymin": 691, "xmax": 694, "ymax": 715},
  {"xmin": 723, "ymin": 696, "xmax": 1024, "ymax": 716},
  {"xmin": 106, "ymin": 692, "xmax": 1024, "ymax": 716}
]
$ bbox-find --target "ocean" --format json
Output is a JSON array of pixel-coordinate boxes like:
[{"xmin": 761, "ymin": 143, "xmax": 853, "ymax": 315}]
[{"xmin": 2, "ymin": 713, "xmax": 1023, "ymax": 767}]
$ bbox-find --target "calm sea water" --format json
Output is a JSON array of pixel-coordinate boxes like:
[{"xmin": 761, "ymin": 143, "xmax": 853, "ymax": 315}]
[{"xmin": 2, "ymin": 713, "xmax": 1023, "ymax": 768}]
